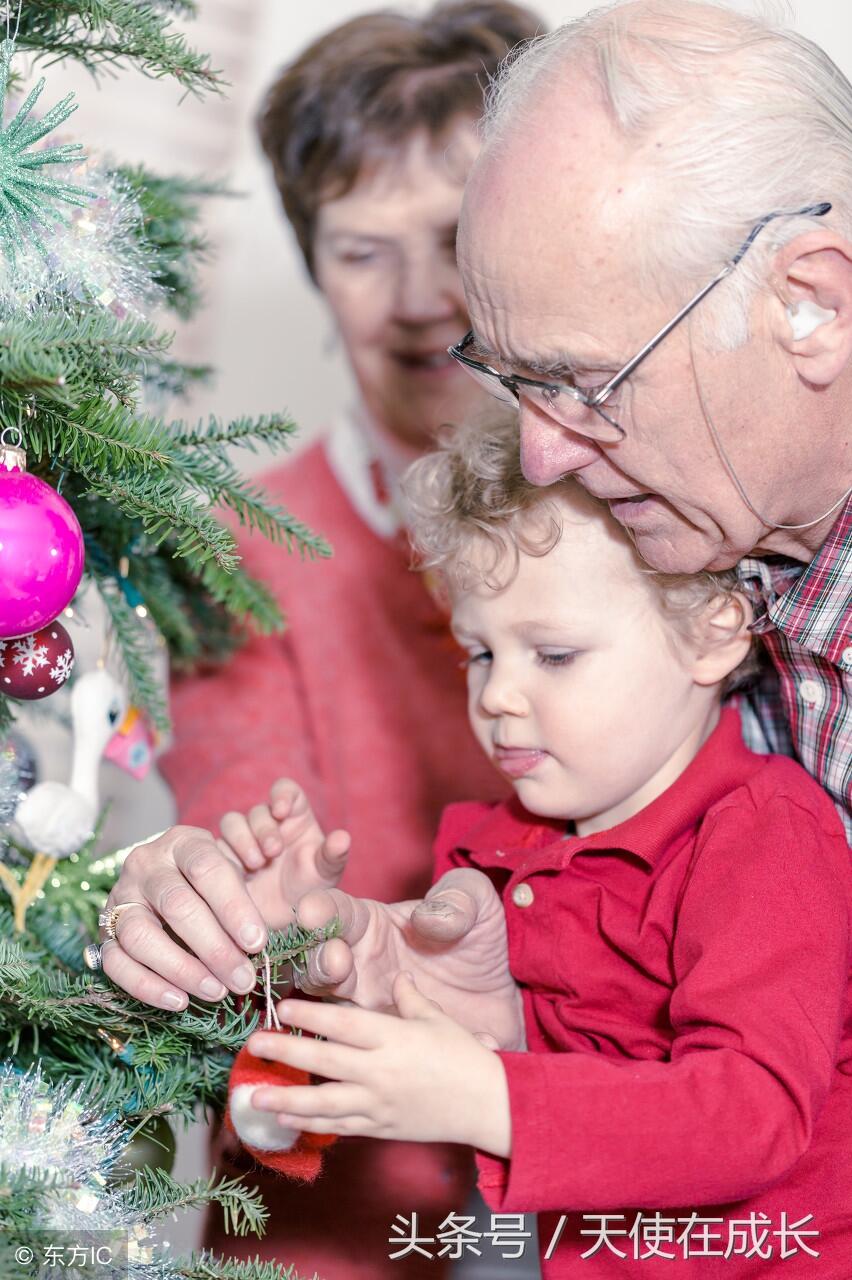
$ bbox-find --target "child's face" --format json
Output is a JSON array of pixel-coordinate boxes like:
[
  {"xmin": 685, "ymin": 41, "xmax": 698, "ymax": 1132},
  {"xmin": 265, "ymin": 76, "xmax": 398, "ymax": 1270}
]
[{"xmin": 451, "ymin": 498, "xmax": 721, "ymax": 834}]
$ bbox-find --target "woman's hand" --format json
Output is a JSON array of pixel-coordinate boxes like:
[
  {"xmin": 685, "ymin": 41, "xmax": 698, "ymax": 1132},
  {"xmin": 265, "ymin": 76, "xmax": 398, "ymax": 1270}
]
[
  {"xmin": 101, "ymin": 811, "xmax": 349, "ymax": 1011},
  {"xmin": 247, "ymin": 972, "xmax": 512, "ymax": 1155}
]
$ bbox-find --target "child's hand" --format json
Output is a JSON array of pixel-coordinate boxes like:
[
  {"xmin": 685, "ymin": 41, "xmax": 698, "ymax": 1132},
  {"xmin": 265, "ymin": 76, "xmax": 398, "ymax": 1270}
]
[
  {"xmin": 219, "ymin": 779, "xmax": 350, "ymax": 875},
  {"xmin": 246, "ymin": 972, "xmax": 511, "ymax": 1156}
]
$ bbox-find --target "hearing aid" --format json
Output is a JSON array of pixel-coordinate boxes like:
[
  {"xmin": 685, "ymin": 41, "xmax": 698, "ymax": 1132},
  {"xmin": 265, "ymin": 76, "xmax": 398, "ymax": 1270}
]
[{"xmin": 785, "ymin": 299, "xmax": 837, "ymax": 340}]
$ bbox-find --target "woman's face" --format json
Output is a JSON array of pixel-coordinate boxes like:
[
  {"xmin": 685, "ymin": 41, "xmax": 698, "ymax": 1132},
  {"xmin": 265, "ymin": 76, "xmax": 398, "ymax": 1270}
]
[{"xmin": 312, "ymin": 121, "xmax": 488, "ymax": 450}]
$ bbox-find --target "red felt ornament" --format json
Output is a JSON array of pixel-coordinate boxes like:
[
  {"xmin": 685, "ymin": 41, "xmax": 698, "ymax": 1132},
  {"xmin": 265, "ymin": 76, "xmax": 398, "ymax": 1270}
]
[
  {"xmin": 0, "ymin": 621, "xmax": 75, "ymax": 701},
  {"xmin": 226, "ymin": 1043, "xmax": 337, "ymax": 1181}
]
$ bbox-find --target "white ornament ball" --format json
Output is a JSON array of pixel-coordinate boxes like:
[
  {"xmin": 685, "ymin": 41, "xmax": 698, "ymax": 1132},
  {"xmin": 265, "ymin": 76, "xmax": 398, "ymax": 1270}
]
[{"xmin": 229, "ymin": 1084, "xmax": 299, "ymax": 1153}]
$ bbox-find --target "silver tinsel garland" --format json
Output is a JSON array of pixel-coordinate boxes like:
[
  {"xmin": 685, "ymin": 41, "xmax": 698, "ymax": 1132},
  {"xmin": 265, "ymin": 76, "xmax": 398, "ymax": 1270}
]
[
  {"xmin": 0, "ymin": 160, "xmax": 164, "ymax": 319},
  {"xmin": 0, "ymin": 1065, "xmax": 161, "ymax": 1273}
]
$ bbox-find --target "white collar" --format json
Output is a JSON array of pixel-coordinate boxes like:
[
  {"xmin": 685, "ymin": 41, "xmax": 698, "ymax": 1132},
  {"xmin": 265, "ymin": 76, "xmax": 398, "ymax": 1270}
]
[{"xmin": 325, "ymin": 404, "xmax": 408, "ymax": 539}]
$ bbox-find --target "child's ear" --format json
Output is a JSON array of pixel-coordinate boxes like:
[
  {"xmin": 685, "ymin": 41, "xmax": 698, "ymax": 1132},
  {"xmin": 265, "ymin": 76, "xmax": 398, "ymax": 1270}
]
[{"xmin": 690, "ymin": 592, "xmax": 754, "ymax": 688}]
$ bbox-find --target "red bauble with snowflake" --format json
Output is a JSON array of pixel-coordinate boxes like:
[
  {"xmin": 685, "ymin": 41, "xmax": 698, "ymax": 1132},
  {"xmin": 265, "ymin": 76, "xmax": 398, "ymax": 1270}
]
[{"xmin": 0, "ymin": 622, "xmax": 75, "ymax": 701}]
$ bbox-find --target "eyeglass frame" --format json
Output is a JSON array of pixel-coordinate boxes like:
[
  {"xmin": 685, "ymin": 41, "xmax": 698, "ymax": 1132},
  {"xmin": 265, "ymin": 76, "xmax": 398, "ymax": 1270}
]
[{"xmin": 448, "ymin": 201, "xmax": 832, "ymax": 438}]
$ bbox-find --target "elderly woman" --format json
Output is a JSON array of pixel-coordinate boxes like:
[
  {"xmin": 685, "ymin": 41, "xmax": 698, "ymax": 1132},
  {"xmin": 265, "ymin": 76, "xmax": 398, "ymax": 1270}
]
[{"xmin": 126, "ymin": 4, "xmax": 544, "ymax": 1278}]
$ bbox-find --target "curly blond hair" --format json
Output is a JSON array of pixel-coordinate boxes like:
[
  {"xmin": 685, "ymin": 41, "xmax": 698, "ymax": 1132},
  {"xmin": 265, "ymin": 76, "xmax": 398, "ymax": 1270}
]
[{"xmin": 404, "ymin": 411, "xmax": 757, "ymax": 689}]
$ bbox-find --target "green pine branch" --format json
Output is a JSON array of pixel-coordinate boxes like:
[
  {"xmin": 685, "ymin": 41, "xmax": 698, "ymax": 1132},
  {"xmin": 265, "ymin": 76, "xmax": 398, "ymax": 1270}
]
[
  {"xmin": 0, "ymin": 699, "xmax": 13, "ymax": 739},
  {"xmin": 173, "ymin": 415, "xmax": 301, "ymax": 453},
  {"xmin": 90, "ymin": 570, "xmax": 171, "ymax": 730},
  {"xmin": 80, "ymin": 461, "xmax": 240, "ymax": 565},
  {"xmin": 177, "ymin": 1254, "xmax": 300, "ymax": 1280},
  {"xmin": 196, "ymin": 558, "xmax": 283, "ymax": 638},
  {"xmin": 171, "ymin": 443, "xmax": 332, "ymax": 558},
  {"xmin": 0, "ymin": 907, "xmax": 340, "ymax": 1125},
  {"xmin": 117, "ymin": 165, "xmax": 229, "ymax": 319},
  {"xmin": 16, "ymin": 396, "xmax": 172, "ymax": 469},
  {"xmin": 125, "ymin": 1167, "xmax": 269, "ymax": 1236},
  {"xmin": 16, "ymin": 1, "xmax": 223, "ymax": 96},
  {"xmin": 0, "ymin": 310, "xmax": 173, "ymax": 407}
]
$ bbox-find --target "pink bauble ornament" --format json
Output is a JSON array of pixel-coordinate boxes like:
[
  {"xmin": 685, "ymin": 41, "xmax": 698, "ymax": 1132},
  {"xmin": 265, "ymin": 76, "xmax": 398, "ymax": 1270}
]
[
  {"xmin": 0, "ymin": 435, "xmax": 84, "ymax": 639},
  {"xmin": 0, "ymin": 621, "xmax": 75, "ymax": 700}
]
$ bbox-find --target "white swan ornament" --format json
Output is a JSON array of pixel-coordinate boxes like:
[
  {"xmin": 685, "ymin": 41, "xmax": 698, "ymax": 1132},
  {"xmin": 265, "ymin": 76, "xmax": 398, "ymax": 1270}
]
[{"xmin": 0, "ymin": 670, "xmax": 129, "ymax": 931}]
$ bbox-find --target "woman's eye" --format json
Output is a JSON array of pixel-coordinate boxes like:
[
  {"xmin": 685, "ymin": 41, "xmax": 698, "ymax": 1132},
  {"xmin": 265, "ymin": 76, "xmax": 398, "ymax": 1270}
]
[
  {"xmin": 536, "ymin": 650, "xmax": 578, "ymax": 668},
  {"xmin": 339, "ymin": 251, "xmax": 376, "ymax": 265}
]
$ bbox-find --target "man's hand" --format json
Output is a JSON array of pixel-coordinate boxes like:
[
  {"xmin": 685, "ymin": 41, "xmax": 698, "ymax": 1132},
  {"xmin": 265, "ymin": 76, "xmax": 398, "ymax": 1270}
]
[
  {"xmin": 246, "ymin": 972, "xmax": 512, "ymax": 1155},
  {"xmin": 102, "ymin": 805, "xmax": 349, "ymax": 1011},
  {"xmin": 293, "ymin": 867, "xmax": 524, "ymax": 1051}
]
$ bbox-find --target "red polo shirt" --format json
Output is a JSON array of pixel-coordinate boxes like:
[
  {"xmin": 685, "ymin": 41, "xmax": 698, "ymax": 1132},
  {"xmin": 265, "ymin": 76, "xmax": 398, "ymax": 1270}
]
[{"xmin": 434, "ymin": 709, "xmax": 852, "ymax": 1278}]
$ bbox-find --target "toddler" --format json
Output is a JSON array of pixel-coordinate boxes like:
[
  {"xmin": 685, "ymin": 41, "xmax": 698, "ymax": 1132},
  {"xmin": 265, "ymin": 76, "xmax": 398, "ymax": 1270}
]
[{"xmin": 223, "ymin": 416, "xmax": 851, "ymax": 1279}]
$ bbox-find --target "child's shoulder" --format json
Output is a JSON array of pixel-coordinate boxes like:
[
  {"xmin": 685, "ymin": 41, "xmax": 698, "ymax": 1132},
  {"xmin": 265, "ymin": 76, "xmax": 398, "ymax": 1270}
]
[
  {"xmin": 697, "ymin": 748, "xmax": 848, "ymax": 872},
  {"xmin": 716, "ymin": 749, "xmax": 843, "ymax": 830}
]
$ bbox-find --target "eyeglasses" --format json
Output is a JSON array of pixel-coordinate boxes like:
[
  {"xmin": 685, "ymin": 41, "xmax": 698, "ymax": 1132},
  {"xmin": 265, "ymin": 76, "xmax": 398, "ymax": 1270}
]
[{"xmin": 449, "ymin": 202, "xmax": 832, "ymax": 443}]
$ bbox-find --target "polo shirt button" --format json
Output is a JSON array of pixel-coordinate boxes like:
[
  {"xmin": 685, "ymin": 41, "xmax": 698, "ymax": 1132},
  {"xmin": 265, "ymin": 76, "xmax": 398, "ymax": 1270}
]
[
  {"xmin": 495, "ymin": 849, "xmax": 505, "ymax": 857},
  {"xmin": 842, "ymin": 645, "xmax": 852, "ymax": 666},
  {"xmin": 512, "ymin": 882, "xmax": 534, "ymax": 908},
  {"xmin": 798, "ymin": 678, "xmax": 823, "ymax": 707}
]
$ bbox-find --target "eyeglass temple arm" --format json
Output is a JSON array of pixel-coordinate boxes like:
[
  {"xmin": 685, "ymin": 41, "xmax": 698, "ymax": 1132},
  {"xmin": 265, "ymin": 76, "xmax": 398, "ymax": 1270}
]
[
  {"xmin": 590, "ymin": 201, "xmax": 832, "ymax": 406},
  {"xmin": 590, "ymin": 269, "xmax": 732, "ymax": 404}
]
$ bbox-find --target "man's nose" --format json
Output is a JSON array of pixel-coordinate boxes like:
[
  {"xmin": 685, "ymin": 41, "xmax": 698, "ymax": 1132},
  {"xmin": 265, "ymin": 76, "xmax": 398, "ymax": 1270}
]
[{"xmin": 519, "ymin": 400, "xmax": 602, "ymax": 487}]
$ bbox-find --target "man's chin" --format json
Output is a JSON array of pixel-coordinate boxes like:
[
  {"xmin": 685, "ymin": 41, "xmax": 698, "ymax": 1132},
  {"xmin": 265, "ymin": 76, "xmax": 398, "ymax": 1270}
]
[{"xmin": 629, "ymin": 525, "xmax": 732, "ymax": 575}]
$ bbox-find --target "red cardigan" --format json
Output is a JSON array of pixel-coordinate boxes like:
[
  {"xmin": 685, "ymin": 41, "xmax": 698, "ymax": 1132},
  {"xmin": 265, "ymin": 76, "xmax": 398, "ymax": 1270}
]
[{"xmin": 161, "ymin": 441, "xmax": 507, "ymax": 1280}]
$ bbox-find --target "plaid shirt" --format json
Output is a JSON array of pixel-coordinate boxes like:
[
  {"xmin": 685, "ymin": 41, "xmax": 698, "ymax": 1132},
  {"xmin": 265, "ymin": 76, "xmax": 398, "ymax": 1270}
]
[{"xmin": 737, "ymin": 492, "xmax": 852, "ymax": 841}]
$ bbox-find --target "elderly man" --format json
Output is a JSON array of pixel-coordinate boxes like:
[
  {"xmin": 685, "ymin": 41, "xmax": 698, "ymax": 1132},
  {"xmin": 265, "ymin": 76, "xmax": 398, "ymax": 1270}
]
[
  {"xmin": 105, "ymin": 2, "xmax": 849, "ymax": 1029},
  {"xmin": 450, "ymin": 0, "xmax": 851, "ymax": 839}
]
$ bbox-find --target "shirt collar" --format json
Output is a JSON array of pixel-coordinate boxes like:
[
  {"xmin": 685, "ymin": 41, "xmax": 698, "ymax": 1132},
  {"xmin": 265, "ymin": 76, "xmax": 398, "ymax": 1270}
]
[
  {"xmin": 738, "ymin": 491, "xmax": 852, "ymax": 668},
  {"xmin": 455, "ymin": 708, "xmax": 763, "ymax": 870},
  {"xmin": 325, "ymin": 404, "xmax": 408, "ymax": 539}
]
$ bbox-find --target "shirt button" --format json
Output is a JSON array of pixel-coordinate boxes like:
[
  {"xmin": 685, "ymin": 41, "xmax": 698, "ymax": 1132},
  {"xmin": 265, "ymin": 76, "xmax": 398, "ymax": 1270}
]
[
  {"xmin": 512, "ymin": 882, "xmax": 534, "ymax": 908},
  {"xmin": 494, "ymin": 849, "xmax": 505, "ymax": 858},
  {"xmin": 842, "ymin": 645, "xmax": 852, "ymax": 666},
  {"xmin": 798, "ymin": 678, "xmax": 823, "ymax": 707}
]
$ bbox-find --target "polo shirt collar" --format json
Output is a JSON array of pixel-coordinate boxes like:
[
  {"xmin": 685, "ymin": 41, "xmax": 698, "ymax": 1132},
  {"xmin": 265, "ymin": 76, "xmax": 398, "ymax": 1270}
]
[
  {"xmin": 455, "ymin": 708, "xmax": 762, "ymax": 870},
  {"xmin": 739, "ymin": 491, "xmax": 852, "ymax": 671}
]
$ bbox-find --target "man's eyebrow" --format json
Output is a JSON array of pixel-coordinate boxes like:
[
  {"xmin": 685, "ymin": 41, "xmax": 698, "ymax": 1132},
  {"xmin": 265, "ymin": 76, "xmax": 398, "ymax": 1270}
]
[{"xmin": 469, "ymin": 336, "xmax": 615, "ymax": 375}]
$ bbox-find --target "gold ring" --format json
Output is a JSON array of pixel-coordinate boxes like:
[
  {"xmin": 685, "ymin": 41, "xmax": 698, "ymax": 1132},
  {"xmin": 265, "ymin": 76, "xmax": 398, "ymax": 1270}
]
[{"xmin": 98, "ymin": 900, "xmax": 148, "ymax": 942}]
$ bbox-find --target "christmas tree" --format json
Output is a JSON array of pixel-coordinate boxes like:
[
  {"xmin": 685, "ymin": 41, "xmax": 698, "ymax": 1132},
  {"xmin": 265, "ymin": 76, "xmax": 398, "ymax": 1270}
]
[
  {"xmin": 0, "ymin": 0, "xmax": 330, "ymax": 735},
  {"xmin": 0, "ymin": 3, "xmax": 331, "ymax": 1275}
]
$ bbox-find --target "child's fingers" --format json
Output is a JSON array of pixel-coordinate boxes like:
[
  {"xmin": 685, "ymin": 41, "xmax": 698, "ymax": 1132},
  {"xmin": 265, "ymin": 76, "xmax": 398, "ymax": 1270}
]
[
  {"xmin": 247, "ymin": 804, "xmax": 284, "ymax": 859},
  {"xmin": 392, "ymin": 971, "xmax": 445, "ymax": 1020},
  {"xmin": 276, "ymin": 1112, "xmax": 361, "ymax": 1135},
  {"xmin": 219, "ymin": 812, "xmax": 264, "ymax": 870},
  {"xmin": 252, "ymin": 1081, "xmax": 372, "ymax": 1129},
  {"xmin": 248, "ymin": 1026, "xmax": 362, "ymax": 1081},
  {"xmin": 319, "ymin": 829, "xmax": 351, "ymax": 876},
  {"xmin": 268, "ymin": 777, "xmax": 306, "ymax": 821},
  {"xmin": 262, "ymin": 998, "xmax": 380, "ymax": 1048}
]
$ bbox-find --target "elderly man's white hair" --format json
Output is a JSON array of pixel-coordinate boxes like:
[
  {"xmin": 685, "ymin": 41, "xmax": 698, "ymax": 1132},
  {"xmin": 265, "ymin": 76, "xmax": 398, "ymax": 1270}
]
[{"xmin": 483, "ymin": 0, "xmax": 852, "ymax": 349}]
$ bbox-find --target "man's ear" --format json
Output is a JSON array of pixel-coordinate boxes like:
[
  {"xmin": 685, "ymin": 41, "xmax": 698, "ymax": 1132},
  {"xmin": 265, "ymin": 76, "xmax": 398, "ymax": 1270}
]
[
  {"xmin": 770, "ymin": 231, "xmax": 852, "ymax": 387},
  {"xmin": 691, "ymin": 592, "xmax": 754, "ymax": 688}
]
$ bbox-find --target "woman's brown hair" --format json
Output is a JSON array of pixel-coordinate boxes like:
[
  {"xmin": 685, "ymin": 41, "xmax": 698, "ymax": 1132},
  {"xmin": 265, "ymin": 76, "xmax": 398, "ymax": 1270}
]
[{"xmin": 257, "ymin": 1, "xmax": 544, "ymax": 278}]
